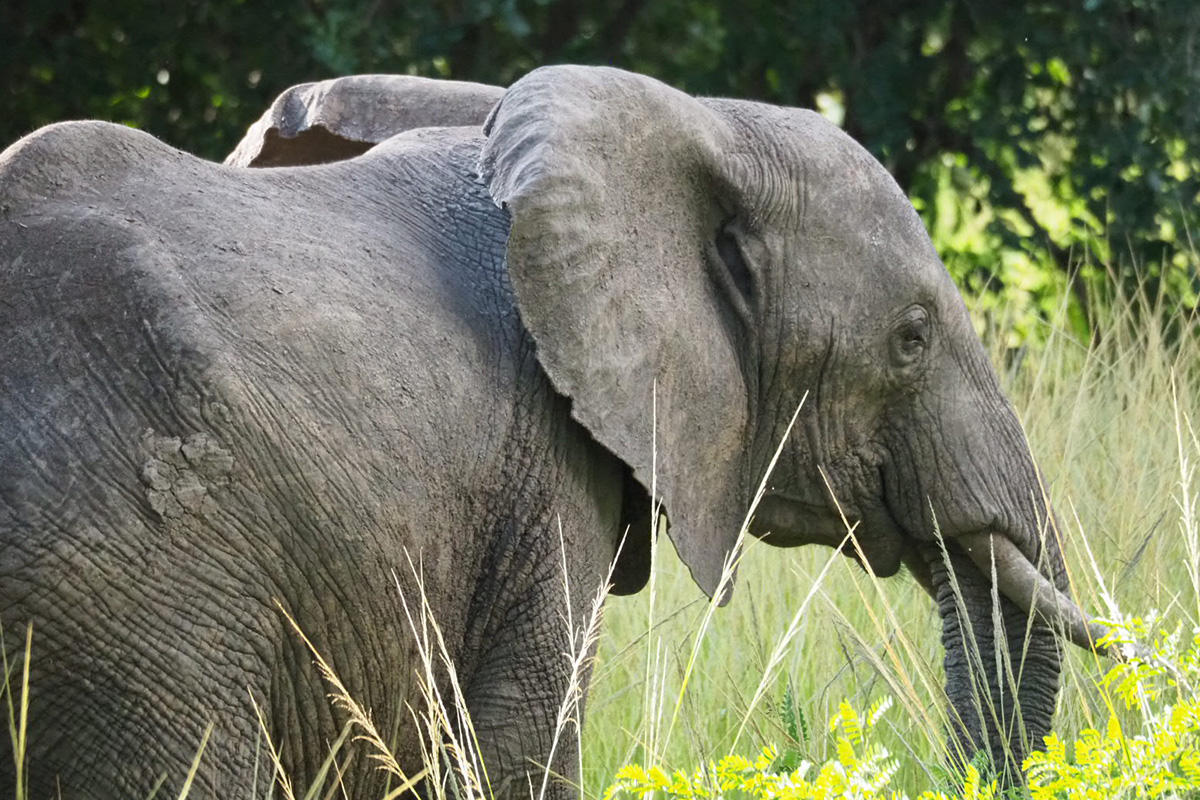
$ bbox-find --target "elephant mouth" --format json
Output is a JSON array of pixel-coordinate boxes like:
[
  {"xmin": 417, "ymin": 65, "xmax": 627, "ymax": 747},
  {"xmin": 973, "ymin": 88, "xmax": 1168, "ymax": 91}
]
[
  {"xmin": 954, "ymin": 528, "xmax": 1113, "ymax": 654},
  {"xmin": 750, "ymin": 491, "xmax": 908, "ymax": 577},
  {"xmin": 752, "ymin": 494, "xmax": 1115, "ymax": 657}
]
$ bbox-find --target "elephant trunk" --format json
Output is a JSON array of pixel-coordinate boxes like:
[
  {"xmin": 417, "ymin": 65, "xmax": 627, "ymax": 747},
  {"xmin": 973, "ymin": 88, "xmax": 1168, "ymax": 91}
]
[
  {"xmin": 957, "ymin": 530, "xmax": 1113, "ymax": 656},
  {"xmin": 891, "ymin": 330, "xmax": 1125, "ymax": 773},
  {"xmin": 915, "ymin": 414, "xmax": 1112, "ymax": 775},
  {"xmin": 924, "ymin": 539, "xmax": 1064, "ymax": 779}
]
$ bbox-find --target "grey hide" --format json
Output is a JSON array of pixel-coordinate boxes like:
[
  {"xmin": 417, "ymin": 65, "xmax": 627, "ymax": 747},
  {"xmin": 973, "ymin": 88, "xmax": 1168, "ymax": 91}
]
[
  {"xmin": 224, "ymin": 74, "xmax": 503, "ymax": 167},
  {"xmin": 0, "ymin": 66, "xmax": 1106, "ymax": 799}
]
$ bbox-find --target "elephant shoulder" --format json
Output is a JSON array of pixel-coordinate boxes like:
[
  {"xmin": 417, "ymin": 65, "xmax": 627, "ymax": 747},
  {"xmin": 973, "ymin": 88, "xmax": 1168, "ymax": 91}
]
[
  {"xmin": 0, "ymin": 119, "xmax": 513, "ymax": 380},
  {"xmin": 0, "ymin": 121, "xmax": 204, "ymax": 217},
  {"xmin": 356, "ymin": 125, "xmax": 492, "ymax": 207},
  {"xmin": 351, "ymin": 126, "xmax": 510, "ymax": 281},
  {"xmin": 355, "ymin": 122, "xmax": 487, "ymax": 168}
]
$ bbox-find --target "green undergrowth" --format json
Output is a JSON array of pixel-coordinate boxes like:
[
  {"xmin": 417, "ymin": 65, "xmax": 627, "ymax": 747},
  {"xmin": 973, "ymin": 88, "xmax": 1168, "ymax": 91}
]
[{"xmin": 602, "ymin": 615, "xmax": 1200, "ymax": 799}]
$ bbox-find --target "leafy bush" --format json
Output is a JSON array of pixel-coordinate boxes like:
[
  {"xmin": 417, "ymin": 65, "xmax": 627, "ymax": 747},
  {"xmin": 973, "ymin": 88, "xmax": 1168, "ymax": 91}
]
[
  {"xmin": 603, "ymin": 695, "xmax": 995, "ymax": 799},
  {"xmin": 1024, "ymin": 614, "xmax": 1200, "ymax": 799}
]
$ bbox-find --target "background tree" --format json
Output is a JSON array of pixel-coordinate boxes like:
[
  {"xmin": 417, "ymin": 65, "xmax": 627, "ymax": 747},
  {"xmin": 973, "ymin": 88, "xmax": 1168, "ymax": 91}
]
[{"xmin": 4, "ymin": 0, "xmax": 1197, "ymax": 338}]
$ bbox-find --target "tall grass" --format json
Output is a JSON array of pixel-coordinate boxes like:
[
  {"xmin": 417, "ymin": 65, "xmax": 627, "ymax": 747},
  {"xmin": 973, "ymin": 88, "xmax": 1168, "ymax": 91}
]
[{"xmin": 1, "ymin": 625, "xmax": 31, "ymax": 800}]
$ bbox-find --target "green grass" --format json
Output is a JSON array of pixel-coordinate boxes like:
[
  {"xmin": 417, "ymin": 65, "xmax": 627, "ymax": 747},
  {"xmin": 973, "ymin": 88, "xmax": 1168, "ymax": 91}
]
[{"xmin": 581, "ymin": 285, "xmax": 1200, "ymax": 798}]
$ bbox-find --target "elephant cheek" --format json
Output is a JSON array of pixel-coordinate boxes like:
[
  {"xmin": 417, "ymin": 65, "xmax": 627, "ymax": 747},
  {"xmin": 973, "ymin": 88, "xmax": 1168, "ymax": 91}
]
[{"xmin": 748, "ymin": 495, "xmax": 906, "ymax": 577}]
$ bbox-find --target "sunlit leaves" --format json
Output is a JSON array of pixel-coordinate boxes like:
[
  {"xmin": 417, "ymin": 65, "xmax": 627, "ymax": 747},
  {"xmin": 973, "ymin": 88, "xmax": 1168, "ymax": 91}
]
[{"xmin": 605, "ymin": 697, "xmax": 991, "ymax": 799}]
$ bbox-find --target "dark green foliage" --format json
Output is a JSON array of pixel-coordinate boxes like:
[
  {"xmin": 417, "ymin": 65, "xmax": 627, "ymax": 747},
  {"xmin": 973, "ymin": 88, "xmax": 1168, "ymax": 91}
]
[
  {"xmin": 770, "ymin": 680, "xmax": 808, "ymax": 773},
  {"xmin": 4, "ymin": 0, "xmax": 1196, "ymax": 334}
]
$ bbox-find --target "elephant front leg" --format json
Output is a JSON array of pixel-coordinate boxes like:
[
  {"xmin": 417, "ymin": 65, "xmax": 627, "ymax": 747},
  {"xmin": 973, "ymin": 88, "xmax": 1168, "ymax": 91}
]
[{"xmin": 458, "ymin": 565, "xmax": 599, "ymax": 800}]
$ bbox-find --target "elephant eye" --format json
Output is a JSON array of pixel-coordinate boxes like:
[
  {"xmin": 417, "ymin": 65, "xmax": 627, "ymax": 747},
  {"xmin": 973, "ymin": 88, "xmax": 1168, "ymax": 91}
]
[{"xmin": 890, "ymin": 306, "xmax": 929, "ymax": 368}]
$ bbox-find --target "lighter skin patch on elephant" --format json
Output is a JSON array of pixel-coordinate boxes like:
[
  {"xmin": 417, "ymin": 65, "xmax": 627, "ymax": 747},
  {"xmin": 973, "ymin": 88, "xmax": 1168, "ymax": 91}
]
[{"xmin": 139, "ymin": 431, "xmax": 234, "ymax": 520}]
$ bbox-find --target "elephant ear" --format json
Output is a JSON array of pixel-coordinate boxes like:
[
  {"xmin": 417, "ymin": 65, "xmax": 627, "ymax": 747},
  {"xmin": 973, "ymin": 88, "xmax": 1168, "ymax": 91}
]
[
  {"xmin": 479, "ymin": 66, "xmax": 750, "ymax": 601},
  {"xmin": 225, "ymin": 75, "xmax": 503, "ymax": 167}
]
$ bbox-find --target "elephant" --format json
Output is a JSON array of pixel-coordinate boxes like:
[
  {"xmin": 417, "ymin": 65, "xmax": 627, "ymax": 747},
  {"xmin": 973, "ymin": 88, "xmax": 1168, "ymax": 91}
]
[
  {"xmin": 0, "ymin": 66, "xmax": 1109, "ymax": 799},
  {"xmin": 223, "ymin": 73, "xmax": 503, "ymax": 167}
]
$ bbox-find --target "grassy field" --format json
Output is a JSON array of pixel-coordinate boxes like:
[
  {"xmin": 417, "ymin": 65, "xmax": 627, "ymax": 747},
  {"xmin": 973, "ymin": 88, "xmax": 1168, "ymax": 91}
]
[{"xmin": 580, "ymin": 288, "xmax": 1200, "ymax": 797}]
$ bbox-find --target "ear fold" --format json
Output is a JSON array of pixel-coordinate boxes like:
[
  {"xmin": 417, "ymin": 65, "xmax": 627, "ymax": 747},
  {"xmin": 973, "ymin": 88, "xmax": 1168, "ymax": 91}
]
[
  {"xmin": 226, "ymin": 74, "xmax": 503, "ymax": 167},
  {"xmin": 480, "ymin": 66, "xmax": 750, "ymax": 601}
]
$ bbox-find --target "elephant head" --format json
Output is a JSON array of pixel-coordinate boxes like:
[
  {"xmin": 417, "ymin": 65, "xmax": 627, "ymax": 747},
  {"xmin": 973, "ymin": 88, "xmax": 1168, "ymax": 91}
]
[{"xmin": 478, "ymin": 66, "xmax": 1105, "ymax": 773}]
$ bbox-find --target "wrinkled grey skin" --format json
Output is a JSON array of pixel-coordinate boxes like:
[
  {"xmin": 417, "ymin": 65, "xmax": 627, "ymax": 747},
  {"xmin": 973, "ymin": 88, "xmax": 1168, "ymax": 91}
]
[
  {"xmin": 225, "ymin": 74, "xmax": 503, "ymax": 167},
  {"xmin": 0, "ymin": 67, "xmax": 1092, "ymax": 798}
]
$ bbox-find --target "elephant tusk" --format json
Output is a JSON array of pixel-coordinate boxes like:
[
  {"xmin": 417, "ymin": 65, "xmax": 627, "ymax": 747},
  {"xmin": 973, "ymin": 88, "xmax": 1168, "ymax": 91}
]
[{"xmin": 957, "ymin": 531, "xmax": 1114, "ymax": 657}]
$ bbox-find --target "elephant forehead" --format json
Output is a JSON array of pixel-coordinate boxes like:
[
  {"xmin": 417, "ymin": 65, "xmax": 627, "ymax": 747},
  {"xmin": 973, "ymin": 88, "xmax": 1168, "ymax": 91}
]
[
  {"xmin": 768, "ymin": 208, "xmax": 946, "ymax": 313},
  {"xmin": 708, "ymin": 99, "xmax": 890, "ymax": 201},
  {"xmin": 843, "ymin": 212, "xmax": 944, "ymax": 286},
  {"xmin": 791, "ymin": 150, "xmax": 939, "ymax": 278},
  {"xmin": 705, "ymin": 100, "xmax": 944, "ymax": 283}
]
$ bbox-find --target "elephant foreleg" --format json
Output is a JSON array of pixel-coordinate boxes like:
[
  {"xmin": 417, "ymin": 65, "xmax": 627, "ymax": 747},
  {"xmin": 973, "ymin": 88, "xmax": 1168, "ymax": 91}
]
[{"xmin": 458, "ymin": 556, "xmax": 600, "ymax": 800}]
